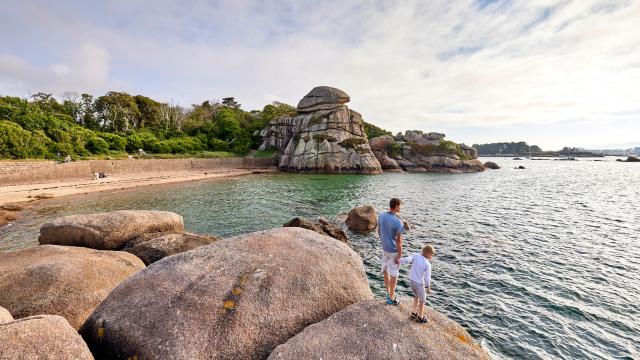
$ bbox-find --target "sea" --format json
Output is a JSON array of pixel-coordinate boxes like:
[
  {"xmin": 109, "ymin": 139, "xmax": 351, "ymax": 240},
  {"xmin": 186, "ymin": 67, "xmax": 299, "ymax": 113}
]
[{"xmin": 1, "ymin": 156, "xmax": 639, "ymax": 359}]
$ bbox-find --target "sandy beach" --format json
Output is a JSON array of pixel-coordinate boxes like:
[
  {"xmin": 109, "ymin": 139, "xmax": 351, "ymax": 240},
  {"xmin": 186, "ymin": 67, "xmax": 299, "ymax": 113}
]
[{"xmin": 0, "ymin": 168, "xmax": 276, "ymax": 207}]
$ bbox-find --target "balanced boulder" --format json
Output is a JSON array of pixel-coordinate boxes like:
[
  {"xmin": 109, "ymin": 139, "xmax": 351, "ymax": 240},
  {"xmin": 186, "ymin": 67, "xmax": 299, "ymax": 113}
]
[
  {"xmin": 346, "ymin": 205, "xmax": 378, "ymax": 232},
  {"xmin": 296, "ymin": 86, "xmax": 350, "ymax": 112},
  {"xmin": 268, "ymin": 298, "xmax": 491, "ymax": 360},
  {"xmin": 122, "ymin": 231, "xmax": 219, "ymax": 265},
  {"xmin": 369, "ymin": 135, "xmax": 396, "ymax": 152},
  {"xmin": 0, "ymin": 315, "xmax": 94, "ymax": 360},
  {"xmin": 0, "ymin": 245, "xmax": 145, "ymax": 329},
  {"xmin": 39, "ymin": 210, "xmax": 184, "ymax": 250},
  {"xmin": 80, "ymin": 227, "xmax": 372, "ymax": 359}
]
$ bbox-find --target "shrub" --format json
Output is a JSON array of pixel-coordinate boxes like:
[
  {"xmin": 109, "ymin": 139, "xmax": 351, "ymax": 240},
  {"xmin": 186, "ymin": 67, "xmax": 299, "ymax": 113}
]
[
  {"xmin": 209, "ymin": 138, "xmax": 229, "ymax": 151},
  {"xmin": 313, "ymin": 134, "xmax": 338, "ymax": 142},
  {"xmin": 98, "ymin": 133, "xmax": 127, "ymax": 151},
  {"xmin": 389, "ymin": 143, "xmax": 403, "ymax": 157},
  {"xmin": 339, "ymin": 137, "xmax": 367, "ymax": 149},
  {"xmin": 151, "ymin": 137, "xmax": 205, "ymax": 154},
  {"xmin": 409, "ymin": 140, "xmax": 470, "ymax": 160},
  {"xmin": 86, "ymin": 137, "xmax": 110, "ymax": 154},
  {"xmin": 126, "ymin": 130, "xmax": 160, "ymax": 152}
]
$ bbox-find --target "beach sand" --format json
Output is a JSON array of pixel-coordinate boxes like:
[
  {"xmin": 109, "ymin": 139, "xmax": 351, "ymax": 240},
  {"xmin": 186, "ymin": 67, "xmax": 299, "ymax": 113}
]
[{"xmin": 0, "ymin": 168, "xmax": 277, "ymax": 207}]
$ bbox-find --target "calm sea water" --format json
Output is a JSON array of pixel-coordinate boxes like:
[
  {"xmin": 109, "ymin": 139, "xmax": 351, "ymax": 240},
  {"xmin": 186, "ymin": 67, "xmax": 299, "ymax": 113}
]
[{"xmin": 2, "ymin": 157, "xmax": 639, "ymax": 359}]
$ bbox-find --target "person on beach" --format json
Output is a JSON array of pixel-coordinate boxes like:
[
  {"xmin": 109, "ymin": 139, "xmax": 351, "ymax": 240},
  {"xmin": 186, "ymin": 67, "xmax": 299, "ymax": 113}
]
[
  {"xmin": 400, "ymin": 245, "xmax": 435, "ymax": 323},
  {"xmin": 378, "ymin": 197, "xmax": 405, "ymax": 305}
]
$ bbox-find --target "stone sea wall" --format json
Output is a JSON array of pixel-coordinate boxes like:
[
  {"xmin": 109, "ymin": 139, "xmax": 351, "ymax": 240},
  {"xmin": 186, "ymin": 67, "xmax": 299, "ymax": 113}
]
[{"xmin": 0, "ymin": 158, "xmax": 274, "ymax": 186}]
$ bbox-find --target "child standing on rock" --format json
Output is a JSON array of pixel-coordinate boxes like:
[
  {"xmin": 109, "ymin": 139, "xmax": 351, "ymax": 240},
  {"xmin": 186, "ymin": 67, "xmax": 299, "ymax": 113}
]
[{"xmin": 400, "ymin": 245, "xmax": 435, "ymax": 323}]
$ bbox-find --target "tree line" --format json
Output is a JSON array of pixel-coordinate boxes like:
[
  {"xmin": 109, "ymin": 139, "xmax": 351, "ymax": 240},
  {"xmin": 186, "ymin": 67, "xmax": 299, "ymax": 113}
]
[
  {"xmin": 472, "ymin": 142, "xmax": 542, "ymax": 155},
  {"xmin": 0, "ymin": 91, "xmax": 389, "ymax": 160}
]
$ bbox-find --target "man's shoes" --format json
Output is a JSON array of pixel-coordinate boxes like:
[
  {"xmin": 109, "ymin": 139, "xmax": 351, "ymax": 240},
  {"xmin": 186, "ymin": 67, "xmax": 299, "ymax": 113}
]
[
  {"xmin": 415, "ymin": 316, "xmax": 428, "ymax": 323},
  {"xmin": 386, "ymin": 296, "xmax": 400, "ymax": 306},
  {"xmin": 410, "ymin": 312, "xmax": 417, "ymax": 319}
]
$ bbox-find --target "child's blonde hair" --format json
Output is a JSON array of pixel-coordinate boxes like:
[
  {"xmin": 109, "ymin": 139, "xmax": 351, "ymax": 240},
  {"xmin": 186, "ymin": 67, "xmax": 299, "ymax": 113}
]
[{"xmin": 422, "ymin": 245, "xmax": 435, "ymax": 256}]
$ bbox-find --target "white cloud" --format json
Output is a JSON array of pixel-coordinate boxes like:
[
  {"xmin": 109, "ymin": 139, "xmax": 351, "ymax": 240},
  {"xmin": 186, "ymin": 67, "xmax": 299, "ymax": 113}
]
[
  {"xmin": 0, "ymin": 42, "xmax": 112, "ymax": 97},
  {"xmin": 0, "ymin": 0, "xmax": 639, "ymax": 148}
]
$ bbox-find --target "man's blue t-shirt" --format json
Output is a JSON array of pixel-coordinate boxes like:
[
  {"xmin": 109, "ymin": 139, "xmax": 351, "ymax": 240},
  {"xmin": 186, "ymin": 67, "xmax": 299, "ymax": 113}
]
[{"xmin": 378, "ymin": 211, "xmax": 404, "ymax": 253}]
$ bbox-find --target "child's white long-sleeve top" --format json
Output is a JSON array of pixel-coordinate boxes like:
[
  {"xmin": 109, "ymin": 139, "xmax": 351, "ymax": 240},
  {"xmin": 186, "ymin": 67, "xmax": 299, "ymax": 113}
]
[{"xmin": 400, "ymin": 252, "xmax": 432, "ymax": 288}]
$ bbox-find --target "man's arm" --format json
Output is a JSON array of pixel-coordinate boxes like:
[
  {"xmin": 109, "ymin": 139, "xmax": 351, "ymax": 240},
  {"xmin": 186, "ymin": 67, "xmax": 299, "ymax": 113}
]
[{"xmin": 394, "ymin": 233, "xmax": 402, "ymax": 263}]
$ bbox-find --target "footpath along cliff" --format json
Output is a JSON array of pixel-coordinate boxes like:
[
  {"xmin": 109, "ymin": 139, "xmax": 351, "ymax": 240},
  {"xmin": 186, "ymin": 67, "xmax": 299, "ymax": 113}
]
[{"xmin": 259, "ymin": 86, "xmax": 484, "ymax": 174}]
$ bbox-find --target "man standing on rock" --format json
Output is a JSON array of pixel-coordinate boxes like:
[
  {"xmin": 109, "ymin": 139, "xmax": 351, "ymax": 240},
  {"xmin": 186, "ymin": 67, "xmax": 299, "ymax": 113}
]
[{"xmin": 378, "ymin": 198, "xmax": 405, "ymax": 305}]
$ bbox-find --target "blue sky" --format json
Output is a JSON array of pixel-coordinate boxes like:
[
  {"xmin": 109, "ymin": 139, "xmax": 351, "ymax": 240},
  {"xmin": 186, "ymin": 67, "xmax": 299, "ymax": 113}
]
[{"xmin": 1, "ymin": 0, "xmax": 639, "ymax": 150}]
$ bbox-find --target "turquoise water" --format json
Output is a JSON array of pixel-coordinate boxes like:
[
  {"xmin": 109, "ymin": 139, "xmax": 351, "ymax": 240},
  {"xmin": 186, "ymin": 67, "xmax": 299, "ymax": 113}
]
[{"xmin": 2, "ymin": 157, "xmax": 639, "ymax": 359}]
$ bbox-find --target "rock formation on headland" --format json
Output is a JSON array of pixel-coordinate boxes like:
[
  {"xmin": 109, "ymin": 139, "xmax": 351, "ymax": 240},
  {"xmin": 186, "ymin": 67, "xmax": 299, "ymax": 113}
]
[
  {"xmin": 369, "ymin": 130, "xmax": 485, "ymax": 173},
  {"xmin": 259, "ymin": 86, "xmax": 382, "ymax": 174},
  {"xmin": 259, "ymin": 87, "xmax": 483, "ymax": 174}
]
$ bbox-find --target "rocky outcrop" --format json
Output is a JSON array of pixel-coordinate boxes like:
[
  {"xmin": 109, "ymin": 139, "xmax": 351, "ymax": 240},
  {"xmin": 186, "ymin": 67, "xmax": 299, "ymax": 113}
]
[
  {"xmin": 80, "ymin": 228, "xmax": 372, "ymax": 360},
  {"xmin": 0, "ymin": 245, "xmax": 145, "ymax": 329},
  {"xmin": 0, "ymin": 306, "xmax": 13, "ymax": 324},
  {"xmin": 268, "ymin": 298, "xmax": 491, "ymax": 360},
  {"xmin": 283, "ymin": 217, "xmax": 348, "ymax": 242},
  {"xmin": 0, "ymin": 315, "xmax": 94, "ymax": 360},
  {"xmin": 370, "ymin": 131, "xmax": 484, "ymax": 173},
  {"xmin": 38, "ymin": 210, "xmax": 184, "ymax": 250},
  {"xmin": 121, "ymin": 231, "xmax": 219, "ymax": 265},
  {"xmin": 259, "ymin": 86, "xmax": 382, "ymax": 174},
  {"xmin": 346, "ymin": 205, "xmax": 378, "ymax": 232},
  {"xmin": 379, "ymin": 155, "xmax": 403, "ymax": 172},
  {"xmin": 624, "ymin": 156, "xmax": 640, "ymax": 162},
  {"xmin": 484, "ymin": 161, "xmax": 500, "ymax": 169}
]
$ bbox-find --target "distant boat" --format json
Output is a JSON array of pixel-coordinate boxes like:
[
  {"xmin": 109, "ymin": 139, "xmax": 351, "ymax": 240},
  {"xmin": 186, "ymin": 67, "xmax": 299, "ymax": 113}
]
[
  {"xmin": 557, "ymin": 156, "xmax": 576, "ymax": 161},
  {"xmin": 513, "ymin": 157, "xmax": 523, "ymax": 160}
]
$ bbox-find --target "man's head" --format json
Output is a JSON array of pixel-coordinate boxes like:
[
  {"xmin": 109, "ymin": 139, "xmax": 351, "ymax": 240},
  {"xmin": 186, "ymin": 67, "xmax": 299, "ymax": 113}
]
[
  {"xmin": 422, "ymin": 245, "xmax": 435, "ymax": 260},
  {"xmin": 389, "ymin": 198, "xmax": 402, "ymax": 213}
]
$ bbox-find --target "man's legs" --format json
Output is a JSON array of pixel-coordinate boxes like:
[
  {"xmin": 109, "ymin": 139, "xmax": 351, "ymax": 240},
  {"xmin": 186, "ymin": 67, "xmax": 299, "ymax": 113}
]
[
  {"xmin": 418, "ymin": 301, "xmax": 425, "ymax": 318},
  {"xmin": 389, "ymin": 275, "xmax": 397, "ymax": 300},
  {"xmin": 412, "ymin": 296, "xmax": 418, "ymax": 314},
  {"xmin": 383, "ymin": 270, "xmax": 390, "ymax": 296}
]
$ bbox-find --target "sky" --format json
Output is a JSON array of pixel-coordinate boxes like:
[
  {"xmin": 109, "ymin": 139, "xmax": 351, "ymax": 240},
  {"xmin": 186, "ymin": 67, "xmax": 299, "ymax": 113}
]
[{"xmin": 1, "ymin": 0, "xmax": 639, "ymax": 150}]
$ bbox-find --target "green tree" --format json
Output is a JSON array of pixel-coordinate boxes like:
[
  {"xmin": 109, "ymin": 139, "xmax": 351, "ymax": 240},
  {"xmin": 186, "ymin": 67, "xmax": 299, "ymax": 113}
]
[{"xmin": 94, "ymin": 92, "xmax": 141, "ymax": 132}]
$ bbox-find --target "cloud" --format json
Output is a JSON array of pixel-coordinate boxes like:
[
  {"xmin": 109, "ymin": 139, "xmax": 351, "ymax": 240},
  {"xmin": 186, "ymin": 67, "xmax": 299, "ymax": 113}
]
[
  {"xmin": 0, "ymin": 0, "xmax": 639, "ymax": 149},
  {"xmin": 0, "ymin": 43, "xmax": 112, "ymax": 97}
]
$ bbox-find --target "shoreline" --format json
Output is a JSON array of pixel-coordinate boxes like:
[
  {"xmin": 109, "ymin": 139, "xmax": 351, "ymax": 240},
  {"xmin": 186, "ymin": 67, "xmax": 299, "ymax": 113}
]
[{"xmin": 0, "ymin": 168, "xmax": 278, "ymax": 207}]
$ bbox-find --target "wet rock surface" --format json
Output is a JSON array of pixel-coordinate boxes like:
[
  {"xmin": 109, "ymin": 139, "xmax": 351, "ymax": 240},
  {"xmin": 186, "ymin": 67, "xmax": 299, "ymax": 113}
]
[
  {"xmin": 346, "ymin": 205, "xmax": 378, "ymax": 232},
  {"xmin": 484, "ymin": 161, "xmax": 500, "ymax": 169},
  {"xmin": 0, "ymin": 245, "xmax": 144, "ymax": 329},
  {"xmin": 283, "ymin": 217, "xmax": 348, "ymax": 242},
  {"xmin": 80, "ymin": 227, "xmax": 372, "ymax": 360}
]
